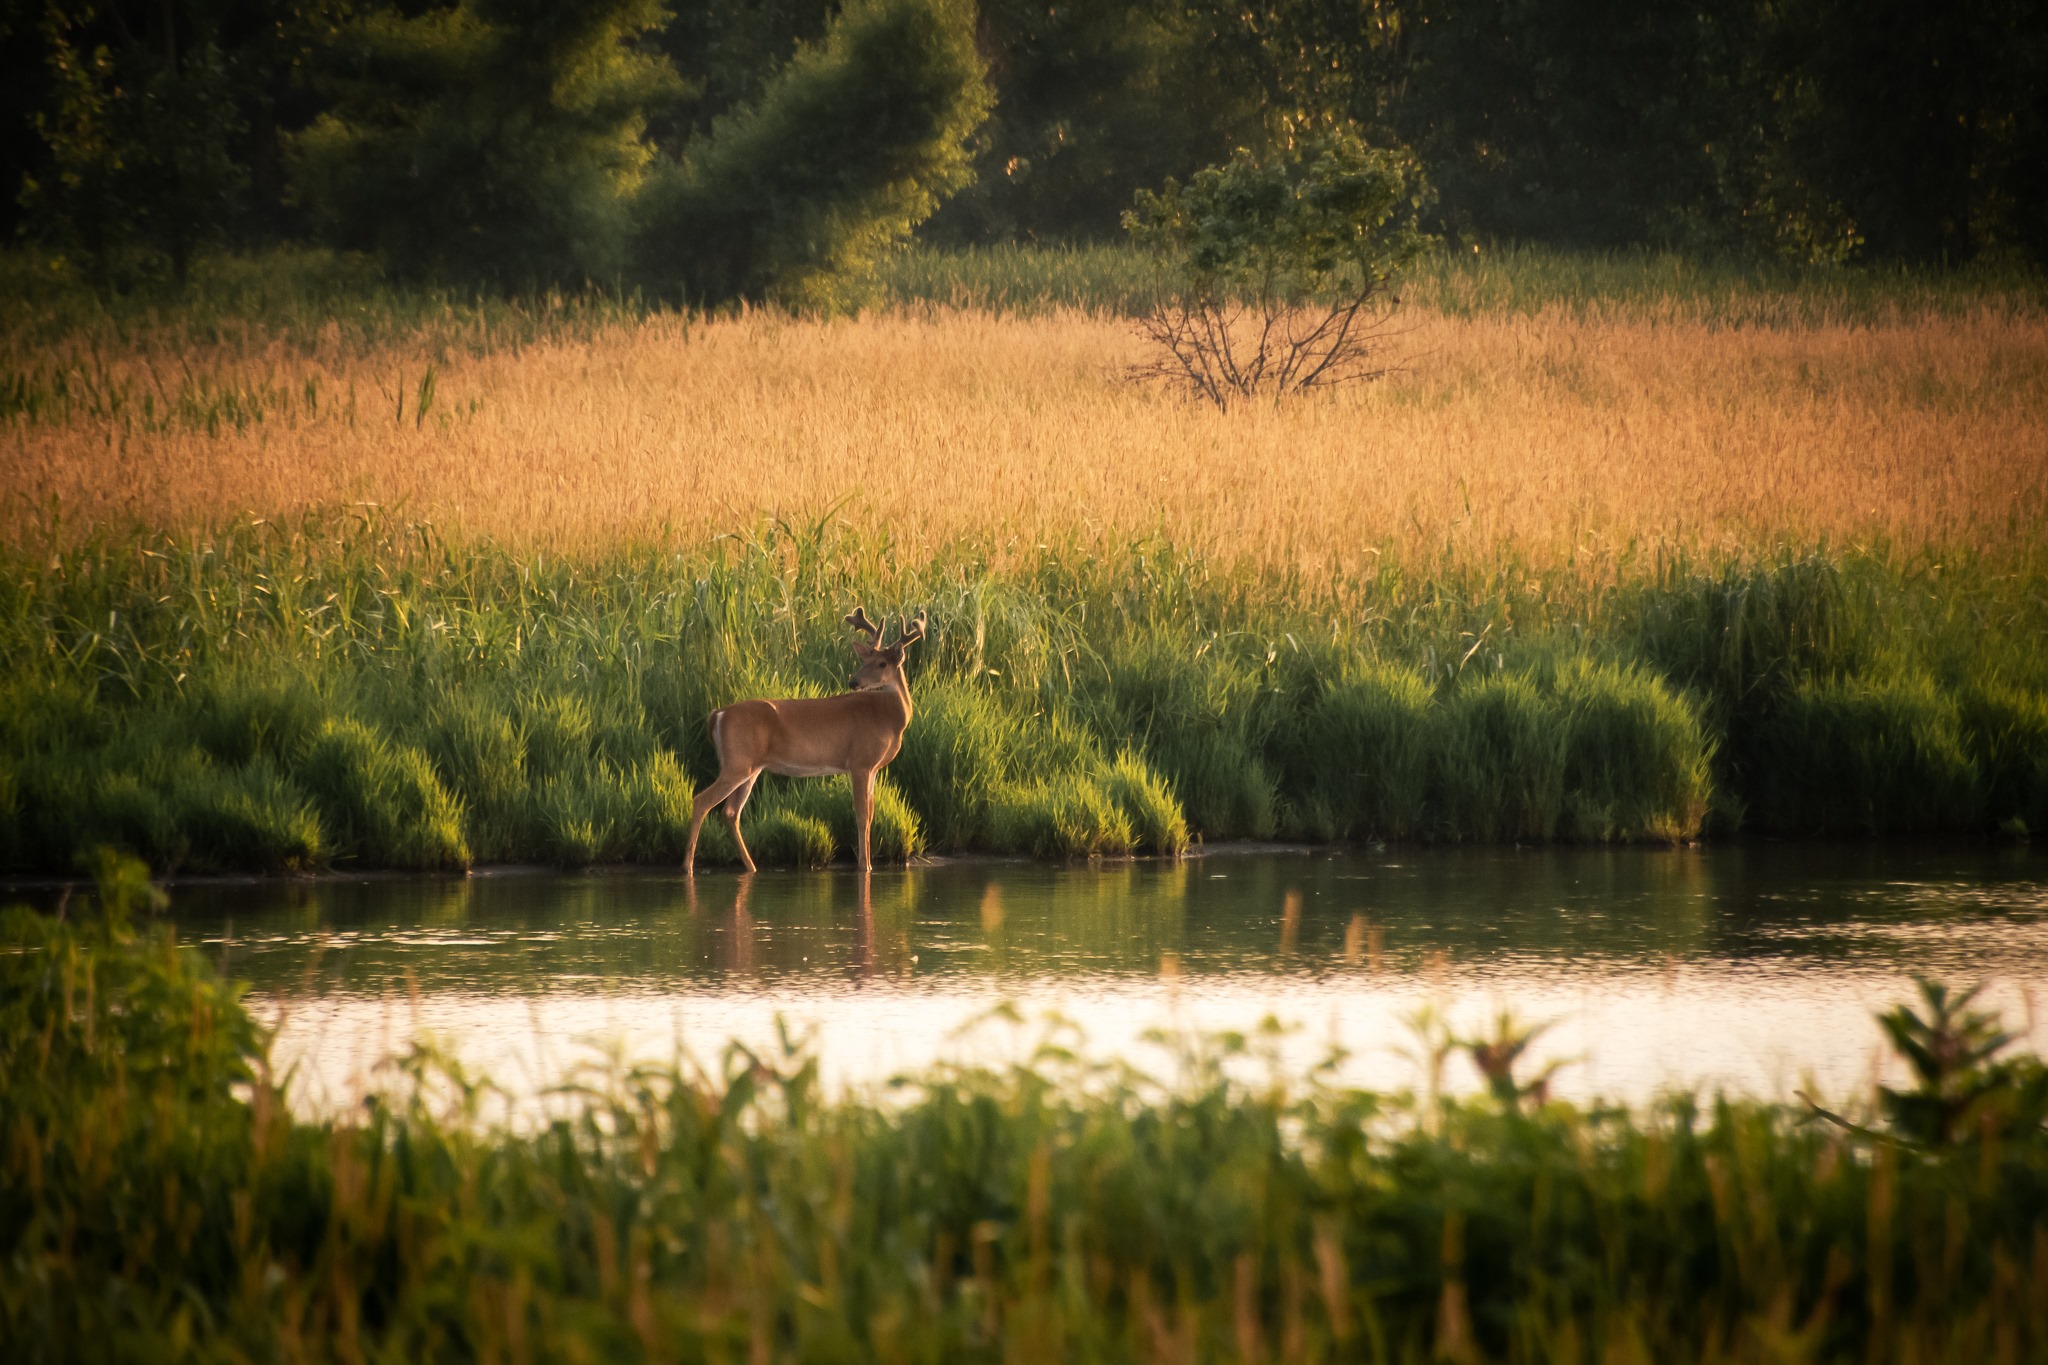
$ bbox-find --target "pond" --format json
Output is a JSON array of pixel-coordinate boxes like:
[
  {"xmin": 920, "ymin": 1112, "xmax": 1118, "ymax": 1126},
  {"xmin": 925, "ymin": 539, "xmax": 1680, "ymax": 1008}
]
[{"xmin": 147, "ymin": 843, "xmax": 2048, "ymax": 1116}]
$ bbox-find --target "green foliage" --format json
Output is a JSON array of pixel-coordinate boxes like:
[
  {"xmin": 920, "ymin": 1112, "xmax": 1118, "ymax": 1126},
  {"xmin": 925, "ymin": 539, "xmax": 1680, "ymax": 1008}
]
[
  {"xmin": 924, "ymin": 0, "xmax": 1256, "ymax": 244},
  {"xmin": 301, "ymin": 717, "xmax": 470, "ymax": 868},
  {"xmin": 10, "ymin": 1, "xmax": 2046, "ymax": 273},
  {"xmin": 1876, "ymin": 978, "xmax": 2048, "ymax": 1146},
  {"xmin": 742, "ymin": 772, "xmax": 927, "ymax": 866},
  {"xmin": 1125, "ymin": 131, "xmax": 1431, "ymax": 302},
  {"xmin": 188, "ymin": 666, "xmax": 326, "ymax": 767},
  {"xmin": 1553, "ymin": 658, "xmax": 1713, "ymax": 842},
  {"xmin": 628, "ymin": 749, "xmax": 699, "ymax": 860},
  {"xmin": 1172, "ymin": 0, "xmax": 2047, "ymax": 266},
  {"xmin": 1124, "ymin": 131, "xmax": 1432, "ymax": 406},
  {"xmin": 747, "ymin": 805, "xmax": 838, "ymax": 866},
  {"xmin": 1751, "ymin": 673, "xmax": 1983, "ymax": 836},
  {"xmin": 1297, "ymin": 662, "xmax": 1434, "ymax": 840},
  {"xmin": 886, "ymin": 677, "xmax": 1013, "ymax": 847},
  {"xmin": 1, "ymin": 855, "xmax": 258, "ymax": 1120},
  {"xmin": 1434, "ymin": 672, "xmax": 1565, "ymax": 842},
  {"xmin": 1085, "ymin": 632, "xmax": 1280, "ymax": 839},
  {"xmin": 885, "ymin": 677, "xmax": 1184, "ymax": 858},
  {"xmin": 1100, "ymin": 749, "xmax": 1190, "ymax": 856},
  {"xmin": 176, "ymin": 758, "xmax": 324, "ymax": 871},
  {"xmin": 7, "ymin": 891, "xmax": 2048, "ymax": 1360},
  {"xmin": 282, "ymin": 0, "xmax": 990, "ymax": 303},
  {"xmin": 989, "ymin": 774, "xmax": 1136, "ymax": 857},
  {"xmin": 1961, "ymin": 681, "xmax": 2048, "ymax": 836},
  {"xmin": 291, "ymin": 0, "xmax": 681, "ymax": 286},
  {"xmin": 423, "ymin": 689, "xmax": 530, "ymax": 858},
  {"xmin": 634, "ymin": 0, "xmax": 992, "ymax": 308},
  {"xmin": 876, "ymin": 240, "xmax": 2047, "ymax": 323},
  {"xmin": 0, "ymin": 516, "xmax": 2043, "ymax": 872},
  {"xmin": 648, "ymin": 0, "xmax": 836, "ymax": 143},
  {"xmin": 1459, "ymin": 1009, "xmax": 1571, "ymax": 1112},
  {"xmin": 18, "ymin": 6, "xmax": 248, "ymax": 286}
]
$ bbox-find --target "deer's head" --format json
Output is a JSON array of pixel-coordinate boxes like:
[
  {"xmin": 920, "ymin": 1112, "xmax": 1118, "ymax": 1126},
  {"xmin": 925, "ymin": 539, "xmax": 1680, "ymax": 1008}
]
[{"xmin": 845, "ymin": 607, "xmax": 926, "ymax": 693}]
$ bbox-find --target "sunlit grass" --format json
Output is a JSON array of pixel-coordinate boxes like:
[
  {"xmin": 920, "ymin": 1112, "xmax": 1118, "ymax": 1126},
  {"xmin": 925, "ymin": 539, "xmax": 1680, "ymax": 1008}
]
[
  {"xmin": 2, "ymin": 246, "xmax": 2043, "ymax": 868},
  {"xmin": 4, "ymin": 247, "xmax": 2042, "ymax": 567}
]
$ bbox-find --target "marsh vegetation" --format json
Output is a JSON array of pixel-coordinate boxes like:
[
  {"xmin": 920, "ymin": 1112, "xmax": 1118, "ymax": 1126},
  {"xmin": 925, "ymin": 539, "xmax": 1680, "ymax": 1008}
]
[{"xmin": 0, "ymin": 245, "xmax": 2041, "ymax": 874}]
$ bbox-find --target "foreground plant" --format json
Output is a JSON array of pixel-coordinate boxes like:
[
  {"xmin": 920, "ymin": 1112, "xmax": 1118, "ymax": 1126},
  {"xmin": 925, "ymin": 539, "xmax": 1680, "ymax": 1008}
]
[{"xmin": 6, "ymin": 857, "xmax": 2048, "ymax": 1362}]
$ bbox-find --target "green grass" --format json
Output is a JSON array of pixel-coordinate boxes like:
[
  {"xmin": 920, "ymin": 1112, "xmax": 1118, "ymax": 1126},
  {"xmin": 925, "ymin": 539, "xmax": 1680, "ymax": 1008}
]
[
  {"xmin": 0, "ymin": 247, "xmax": 667, "ymax": 356},
  {"xmin": 875, "ymin": 241, "xmax": 2045, "ymax": 323},
  {"xmin": 0, "ymin": 514, "xmax": 2044, "ymax": 873},
  {"xmin": 3, "ymin": 241, "xmax": 2037, "ymax": 362},
  {"xmin": 5, "ymin": 863, "xmax": 2048, "ymax": 1362}
]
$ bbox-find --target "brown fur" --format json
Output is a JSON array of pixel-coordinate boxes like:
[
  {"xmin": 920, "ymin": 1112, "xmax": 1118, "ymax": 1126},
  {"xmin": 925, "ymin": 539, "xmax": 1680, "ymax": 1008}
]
[{"xmin": 684, "ymin": 610, "xmax": 923, "ymax": 873}]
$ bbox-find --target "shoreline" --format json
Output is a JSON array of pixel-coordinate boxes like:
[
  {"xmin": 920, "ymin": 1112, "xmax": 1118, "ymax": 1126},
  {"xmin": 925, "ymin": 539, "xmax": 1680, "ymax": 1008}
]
[{"xmin": 7, "ymin": 832, "xmax": 2035, "ymax": 897}]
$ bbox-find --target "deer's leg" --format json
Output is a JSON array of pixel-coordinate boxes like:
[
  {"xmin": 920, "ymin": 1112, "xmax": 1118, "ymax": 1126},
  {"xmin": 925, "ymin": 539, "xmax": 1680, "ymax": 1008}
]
[
  {"xmin": 722, "ymin": 774, "xmax": 759, "ymax": 874},
  {"xmin": 851, "ymin": 768, "xmax": 876, "ymax": 871},
  {"xmin": 687, "ymin": 768, "xmax": 755, "ymax": 874}
]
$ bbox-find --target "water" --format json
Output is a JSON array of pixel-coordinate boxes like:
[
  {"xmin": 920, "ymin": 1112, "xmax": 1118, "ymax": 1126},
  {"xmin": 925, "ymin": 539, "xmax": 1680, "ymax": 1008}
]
[{"xmin": 146, "ymin": 844, "xmax": 2048, "ymax": 1116}]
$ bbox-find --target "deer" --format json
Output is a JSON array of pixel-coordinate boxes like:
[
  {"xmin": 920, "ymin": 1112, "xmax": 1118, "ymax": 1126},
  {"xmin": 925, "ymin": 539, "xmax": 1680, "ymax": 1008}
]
[{"xmin": 684, "ymin": 607, "xmax": 926, "ymax": 875}]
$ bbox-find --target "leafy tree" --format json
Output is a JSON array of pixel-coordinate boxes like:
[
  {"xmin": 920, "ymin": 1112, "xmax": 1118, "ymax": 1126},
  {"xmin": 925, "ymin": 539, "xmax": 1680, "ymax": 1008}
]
[
  {"xmin": 290, "ymin": 0, "xmax": 681, "ymax": 286},
  {"xmin": 648, "ymin": 0, "xmax": 835, "ymax": 147},
  {"xmin": 1168, "ymin": 0, "xmax": 2046, "ymax": 266},
  {"xmin": 928, "ymin": 0, "xmax": 1258, "ymax": 243},
  {"xmin": 16, "ymin": 1, "xmax": 248, "ymax": 286},
  {"xmin": 1773, "ymin": 0, "xmax": 2048, "ymax": 264},
  {"xmin": 1123, "ymin": 130, "xmax": 1430, "ymax": 408},
  {"xmin": 633, "ymin": 0, "xmax": 991, "ymax": 309}
]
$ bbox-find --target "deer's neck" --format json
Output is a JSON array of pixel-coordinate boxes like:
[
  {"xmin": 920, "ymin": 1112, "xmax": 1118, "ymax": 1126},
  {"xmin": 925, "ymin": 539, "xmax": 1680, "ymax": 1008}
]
[{"xmin": 890, "ymin": 675, "xmax": 914, "ymax": 732}]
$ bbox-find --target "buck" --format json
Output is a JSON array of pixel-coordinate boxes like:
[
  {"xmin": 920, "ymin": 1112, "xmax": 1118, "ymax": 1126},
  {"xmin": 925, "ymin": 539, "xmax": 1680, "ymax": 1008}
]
[{"xmin": 685, "ymin": 607, "xmax": 926, "ymax": 875}]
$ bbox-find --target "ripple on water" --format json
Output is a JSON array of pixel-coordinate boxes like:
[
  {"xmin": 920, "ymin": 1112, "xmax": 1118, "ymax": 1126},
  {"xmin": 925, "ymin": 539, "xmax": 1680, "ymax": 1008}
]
[{"xmin": 136, "ymin": 844, "xmax": 2048, "ymax": 1118}]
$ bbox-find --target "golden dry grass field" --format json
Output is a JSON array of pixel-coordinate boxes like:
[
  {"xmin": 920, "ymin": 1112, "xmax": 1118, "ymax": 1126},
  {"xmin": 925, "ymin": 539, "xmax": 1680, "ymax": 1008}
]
[{"xmin": 6, "ymin": 300, "xmax": 2045, "ymax": 567}]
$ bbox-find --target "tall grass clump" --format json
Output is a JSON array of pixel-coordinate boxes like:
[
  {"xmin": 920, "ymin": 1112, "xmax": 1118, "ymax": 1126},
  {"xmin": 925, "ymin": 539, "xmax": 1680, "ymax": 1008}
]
[
  {"xmin": 891, "ymin": 677, "xmax": 1187, "ymax": 858},
  {"xmin": 1962, "ymin": 682, "xmax": 2048, "ymax": 836},
  {"xmin": 1553, "ymin": 658, "xmax": 1714, "ymax": 841},
  {"xmin": 1294, "ymin": 662, "xmax": 1435, "ymax": 840},
  {"xmin": 743, "ymin": 773, "xmax": 926, "ymax": 866},
  {"xmin": 174, "ymin": 759, "xmax": 325, "ymax": 871},
  {"xmin": 7, "ymin": 862, "xmax": 2048, "ymax": 1361},
  {"xmin": 423, "ymin": 690, "xmax": 531, "ymax": 859},
  {"xmin": 1752, "ymin": 673, "xmax": 1983, "ymax": 835},
  {"xmin": 300, "ymin": 718, "xmax": 470, "ymax": 869},
  {"xmin": 1434, "ymin": 672, "xmax": 1567, "ymax": 842},
  {"xmin": 1086, "ymin": 632, "xmax": 1280, "ymax": 841},
  {"xmin": 989, "ymin": 773, "xmax": 1137, "ymax": 857}
]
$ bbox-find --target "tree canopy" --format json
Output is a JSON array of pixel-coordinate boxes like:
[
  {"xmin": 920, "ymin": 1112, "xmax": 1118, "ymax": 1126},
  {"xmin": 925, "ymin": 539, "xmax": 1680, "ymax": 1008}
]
[{"xmin": 4, "ymin": 0, "xmax": 2041, "ymax": 284}]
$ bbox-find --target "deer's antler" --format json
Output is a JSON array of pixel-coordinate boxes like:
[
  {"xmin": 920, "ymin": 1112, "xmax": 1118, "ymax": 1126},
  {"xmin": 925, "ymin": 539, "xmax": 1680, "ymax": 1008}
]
[
  {"xmin": 894, "ymin": 610, "xmax": 928, "ymax": 649},
  {"xmin": 845, "ymin": 606, "xmax": 883, "ymax": 645}
]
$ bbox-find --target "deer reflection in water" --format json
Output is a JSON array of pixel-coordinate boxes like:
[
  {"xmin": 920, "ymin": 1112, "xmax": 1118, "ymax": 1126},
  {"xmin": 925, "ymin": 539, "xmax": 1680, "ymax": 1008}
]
[{"xmin": 687, "ymin": 869, "xmax": 915, "ymax": 985}]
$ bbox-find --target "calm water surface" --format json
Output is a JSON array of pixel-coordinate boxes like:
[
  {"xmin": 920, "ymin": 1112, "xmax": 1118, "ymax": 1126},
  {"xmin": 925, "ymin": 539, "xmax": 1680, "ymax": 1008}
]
[{"xmin": 152, "ymin": 844, "xmax": 2048, "ymax": 1114}]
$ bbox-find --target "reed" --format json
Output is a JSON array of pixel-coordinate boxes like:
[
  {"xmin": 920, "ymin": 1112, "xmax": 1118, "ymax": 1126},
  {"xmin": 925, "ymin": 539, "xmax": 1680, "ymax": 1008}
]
[
  {"xmin": 0, "ymin": 515, "xmax": 2042, "ymax": 872},
  {"xmin": 4, "ymin": 248, "xmax": 2042, "ymax": 568},
  {"xmin": 5, "ymin": 865, "xmax": 2047, "ymax": 1363}
]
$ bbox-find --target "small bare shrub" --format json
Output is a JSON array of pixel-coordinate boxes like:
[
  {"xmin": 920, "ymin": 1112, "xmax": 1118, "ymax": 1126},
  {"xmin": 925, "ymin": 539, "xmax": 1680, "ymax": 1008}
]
[{"xmin": 1123, "ymin": 131, "xmax": 1431, "ymax": 409}]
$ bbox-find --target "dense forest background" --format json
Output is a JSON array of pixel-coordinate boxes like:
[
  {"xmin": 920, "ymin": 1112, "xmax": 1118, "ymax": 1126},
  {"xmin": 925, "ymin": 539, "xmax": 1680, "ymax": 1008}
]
[{"xmin": 1, "ymin": 0, "xmax": 2043, "ymax": 297}]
